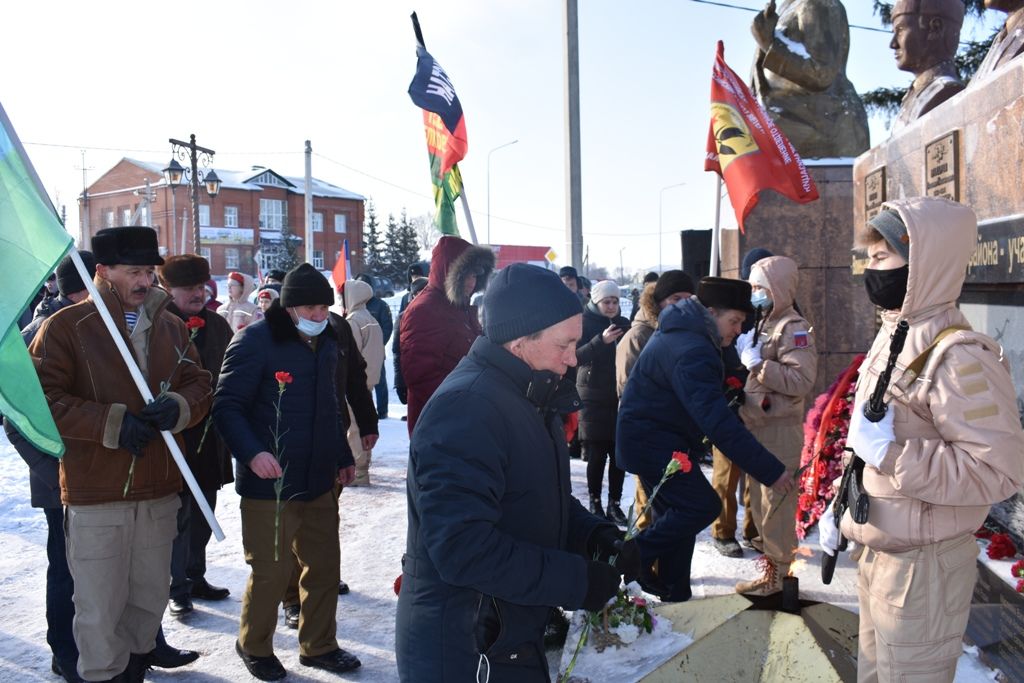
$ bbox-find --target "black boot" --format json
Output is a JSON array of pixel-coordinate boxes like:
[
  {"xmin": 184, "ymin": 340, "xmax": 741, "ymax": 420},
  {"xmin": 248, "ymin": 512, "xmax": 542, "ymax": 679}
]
[
  {"xmin": 606, "ymin": 500, "xmax": 627, "ymax": 526},
  {"xmin": 588, "ymin": 495, "xmax": 604, "ymax": 517}
]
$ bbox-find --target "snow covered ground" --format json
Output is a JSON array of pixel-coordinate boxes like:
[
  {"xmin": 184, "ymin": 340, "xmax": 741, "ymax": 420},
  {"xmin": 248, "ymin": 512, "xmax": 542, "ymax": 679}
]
[{"xmin": 0, "ymin": 320, "xmax": 1003, "ymax": 681}]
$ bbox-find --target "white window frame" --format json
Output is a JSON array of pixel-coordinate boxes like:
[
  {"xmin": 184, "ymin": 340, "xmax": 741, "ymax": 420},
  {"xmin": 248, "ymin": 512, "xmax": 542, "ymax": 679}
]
[
  {"xmin": 140, "ymin": 206, "xmax": 149, "ymax": 226},
  {"xmin": 260, "ymin": 198, "xmax": 284, "ymax": 229},
  {"xmin": 121, "ymin": 208, "xmax": 131, "ymax": 226},
  {"xmin": 312, "ymin": 250, "xmax": 324, "ymax": 269},
  {"xmin": 224, "ymin": 206, "xmax": 239, "ymax": 228},
  {"xmin": 312, "ymin": 212, "xmax": 324, "ymax": 232},
  {"xmin": 104, "ymin": 209, "xmax": 115, "ymax": 227},
  {"xmin": 199, "ymin": 247, "xmax": 212, "ymax": 261},
  {"xmin": 334, "ymin": 213, "xmax": 347, "ymax": 233},
  {"xmin": 198, "ymin": 204, "xmax": 211, "ymax": 227},
  {"xmin": 224, "ymin": 247, "xmax": 240, "ymax": 270}
]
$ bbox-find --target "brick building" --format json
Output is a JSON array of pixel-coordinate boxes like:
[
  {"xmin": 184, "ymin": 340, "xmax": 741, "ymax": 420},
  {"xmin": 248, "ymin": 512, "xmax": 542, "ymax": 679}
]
[{"xmin": 78, "ymin": 158, "xmax": 366, "ymax": 277}]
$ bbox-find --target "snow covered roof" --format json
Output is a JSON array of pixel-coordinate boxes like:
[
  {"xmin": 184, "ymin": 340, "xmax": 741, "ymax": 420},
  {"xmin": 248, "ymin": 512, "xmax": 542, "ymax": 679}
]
[{"xmin": 124, "ymin": 158, "xmax": 364, "ymax": 199}]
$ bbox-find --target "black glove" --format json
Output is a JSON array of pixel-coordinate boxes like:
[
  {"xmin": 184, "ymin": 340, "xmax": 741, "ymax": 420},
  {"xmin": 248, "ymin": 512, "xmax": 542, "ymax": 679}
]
[
  {"xmin": 396, "ymin": 385, "xmax": 408, "ymax": 405},
  {"xmin": 140, "ymin": 395, "xmax": 180, "ymax": 431},
  {"xmin": 613, "ymin": 538, "xmax": 641, "ymax": 585},
  {"xmin": 581, "ymin": 561, "xmax": 621, "ymax": 611},
  {"xmin": 587, "ymin": 524, "xmax": 625, "ymax": 562},
  {"xmin": 118, "ymin": 412, "xmax": 158, "ymax": 456}
]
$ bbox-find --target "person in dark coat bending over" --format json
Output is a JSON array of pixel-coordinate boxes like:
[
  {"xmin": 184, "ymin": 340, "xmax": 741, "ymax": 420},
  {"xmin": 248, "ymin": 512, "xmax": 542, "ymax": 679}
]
[
  {"xmin": 617, "ymin": 277, "xmax": 795, "ymax": 603},
  {"xmin": 395, "ymin": 263, "xmax": 639, "ymax": 683}
]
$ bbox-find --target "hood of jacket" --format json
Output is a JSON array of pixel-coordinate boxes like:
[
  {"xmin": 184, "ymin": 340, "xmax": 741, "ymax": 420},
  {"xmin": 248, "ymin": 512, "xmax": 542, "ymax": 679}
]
[
  {"xmin": 632, "ymin": 283, "xmax": 660, "ymax": 330},
  {"xmin": 343, "ymin": 279, "xmax": 373, "ymax": 312},
  {"xmin": 229, "ymin": 272, "xmax": 257, "ymax": 301},
  {"xmin": 882, "ymin": 197, "xmax": 977, "ymax": 320},
  {"xmin": 427, "ymin": 236, "xmax": 496, "ymax": 308},
  {"xmin": 658, "ymin": 296, "xmax": 720, "ymax": 346},
  {"xmin": 750, "ymin": 255, "xmax": 798, "ymax": 322}
]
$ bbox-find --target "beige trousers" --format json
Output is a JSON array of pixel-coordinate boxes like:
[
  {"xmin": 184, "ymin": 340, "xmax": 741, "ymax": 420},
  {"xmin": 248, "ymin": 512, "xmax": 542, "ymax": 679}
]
[
  {"xmin": 347, "ymin": 404, "xmax": 371, "ymax": 482},
  {"xmin": 238, "ymin": 489, "xmax": 340, "ymax": 658},
  {"xmin": 857, "ymin": 534, "xmax": 978, "ymax": 683},
  {"xmin": 710, "ymin": 447, "xmax": 758, "ymax": 541},
  {"xmin": 66, "ymin": 494, "xmax": 180, "ymax": 681},
  {"xmin": 747, "ymin": 421, "xmax": 802, "ymax": 564}
]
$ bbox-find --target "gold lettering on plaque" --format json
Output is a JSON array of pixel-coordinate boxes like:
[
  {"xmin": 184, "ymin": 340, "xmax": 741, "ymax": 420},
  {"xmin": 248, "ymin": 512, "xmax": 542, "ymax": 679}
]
[{"xmin": 925, "ymin": 131, "xmax": 960, "ymax": 201}]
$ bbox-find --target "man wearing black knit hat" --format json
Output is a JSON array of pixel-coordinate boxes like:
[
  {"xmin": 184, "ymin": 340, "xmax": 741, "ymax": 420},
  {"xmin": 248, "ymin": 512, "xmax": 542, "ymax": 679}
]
[
  {"xmin": 214, "ymin": 263, "xmax": 360, "ymax": 680},
  {"xmin": 616, "ymin": 276, "xmax": 794, "ymax": 602},
  {"xmin": 396, "ymin": 263, "xmax": 639, "ymax": 682}
]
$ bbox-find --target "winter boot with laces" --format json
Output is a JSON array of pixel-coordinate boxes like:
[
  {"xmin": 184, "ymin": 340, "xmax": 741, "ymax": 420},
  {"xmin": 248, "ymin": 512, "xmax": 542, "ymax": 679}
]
[
  {"xmin": 735, "ymin": 555, "xmax": 788, "ymax": 596},
  {"xmin": 588, "ymin": 495, "xmax": 605, "ymax": 517},
  {"xmin": 606, "ymin": 499, "xmax": 627, "ymax": 526}
]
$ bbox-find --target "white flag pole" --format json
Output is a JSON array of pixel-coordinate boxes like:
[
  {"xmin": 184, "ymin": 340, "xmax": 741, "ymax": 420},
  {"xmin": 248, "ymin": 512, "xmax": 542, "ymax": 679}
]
[
  {"xmin": 458, "ymin": 184, "xmax": 479, "ymax": 245},
  {"xmin": 67, "ymin": 248, "xmax": 224, "ymax": 541},
  {"xmin": 710, "ymin": 175, "xmax": 723, "ymax": 277}
]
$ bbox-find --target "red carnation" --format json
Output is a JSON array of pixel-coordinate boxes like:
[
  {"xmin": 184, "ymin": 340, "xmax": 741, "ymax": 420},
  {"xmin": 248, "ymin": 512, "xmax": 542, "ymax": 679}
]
[
  {"xmin": 671, "ymin": 451, "xmax": 693, "ymax": 474},
  {"xmin": 975, "ymin": 526, "xmax": 994, "ymax": 540},
  {"xmin": 987, "ymin": 533, "xmax": 1017, "ymax": 560},
  {"xmin": 1012, "ymin": 559, "xmax": 1024, "ymax": 578},
  {"xmin": 1017, "ymin": 579, "xmax": 1024, "ymax": 594},
  {"xmin": 274, "ymin": 371, "xmax": 294, "ymax": 385},
  {"xmin": 725, "ymin": 377, "xmax": 744, "ymax": 390},
  {"xmin": 185, "ymin": 316, "xmax": 205, "ymax": 330},
  {"xmin": 394, "ymin": 574, "xmax": 403, "ymax": 595}
]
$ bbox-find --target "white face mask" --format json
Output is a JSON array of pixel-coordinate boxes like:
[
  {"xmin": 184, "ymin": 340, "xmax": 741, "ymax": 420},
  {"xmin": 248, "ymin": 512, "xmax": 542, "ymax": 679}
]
[{"xmin": 295, "ymin": 316, "xmax": 327, "ymax": 337}]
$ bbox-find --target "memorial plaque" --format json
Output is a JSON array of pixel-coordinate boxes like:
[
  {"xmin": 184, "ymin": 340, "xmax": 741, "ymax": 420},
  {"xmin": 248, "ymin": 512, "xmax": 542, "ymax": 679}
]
[
  {"xmin": 924, "ymin": 130, "xmax": 960, "ymax": 201},
  {"xmin": 965, "ymin": 560, "xmax": 1024, "ymax": 681},
  {"xmin": 964, "ymin": 215, "xmax": 1024, "ymax": 284},
  {"xmin": 864, "ymin": 167, "xmax": 886, "ymax": 220}
]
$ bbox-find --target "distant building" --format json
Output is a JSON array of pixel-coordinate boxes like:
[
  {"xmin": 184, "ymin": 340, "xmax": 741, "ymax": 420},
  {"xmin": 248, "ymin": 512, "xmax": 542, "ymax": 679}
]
[
  {"xmin": 489, "ymin": 244, "xmax": 556, "ymax": 271},
  {"xmin": 78, "ymin": 158, "xmax": 366, "ymax": 276}
]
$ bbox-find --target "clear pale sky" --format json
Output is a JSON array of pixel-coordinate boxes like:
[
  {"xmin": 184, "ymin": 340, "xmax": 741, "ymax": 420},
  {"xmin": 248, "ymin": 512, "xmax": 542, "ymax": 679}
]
[{"xmin": 3, "ymin": 0, "xmax": 1001, "ymax": 275}]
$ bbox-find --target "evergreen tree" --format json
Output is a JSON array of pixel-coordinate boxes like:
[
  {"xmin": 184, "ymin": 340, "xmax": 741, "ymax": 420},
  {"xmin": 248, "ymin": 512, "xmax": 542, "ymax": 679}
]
[
  {"xmin": 363, "ymin": 199, "xmax": 384, "ymax": 270},
  {"xmin": 396, "ymin": 209, "xmax": 422, "ymax": 285},
  {"xmin": 381, "ymin": 212, "xmax": 403, "ymax": 282},
  {"xmin": 863, "ymin": 1, "xmax": 993, "ymax": 119}
]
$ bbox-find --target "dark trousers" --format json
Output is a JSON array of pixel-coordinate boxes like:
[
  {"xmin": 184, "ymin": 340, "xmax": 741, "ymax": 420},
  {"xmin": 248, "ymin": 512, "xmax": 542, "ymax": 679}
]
[
  {"xmin": 45, "ymin": 507, "xmax": 78, "ymax": 668},
  {"xmin": 584, "ymin": 440, "xmax": 624, "ymax": 501},
  {"xmin": 635, "ymin": 469, "xmax": 721, "ymax": 601},
  {"xmin": 170, "ymin": 488, "xmax": 218, "ymax": 600},
  {"xmin": 374, "ymin": 362, "xmax": 388, "ymax": 418}
]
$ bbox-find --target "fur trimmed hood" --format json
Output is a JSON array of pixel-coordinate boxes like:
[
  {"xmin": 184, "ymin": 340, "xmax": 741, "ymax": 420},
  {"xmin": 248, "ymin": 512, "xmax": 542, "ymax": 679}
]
[
  {"xmin": 427, "ymin": 236, "xmax": 495, "ymax": 308},
  {"xmin": 633, "ymin": 283, "xmax": 661, "ymax": 329}
]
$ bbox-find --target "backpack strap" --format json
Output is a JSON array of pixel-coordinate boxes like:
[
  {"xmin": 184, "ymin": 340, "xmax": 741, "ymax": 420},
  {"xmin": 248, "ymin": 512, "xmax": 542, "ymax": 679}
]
[{"xmin": 904, "ymin": 325, "xmax": 971, "ymax": 378}]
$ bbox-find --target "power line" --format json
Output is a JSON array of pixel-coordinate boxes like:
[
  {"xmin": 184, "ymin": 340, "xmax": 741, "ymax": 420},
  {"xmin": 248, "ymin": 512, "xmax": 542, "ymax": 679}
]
[{"xmin": 23, "ymin": 140, "xmax": 297, "ymax": 156}]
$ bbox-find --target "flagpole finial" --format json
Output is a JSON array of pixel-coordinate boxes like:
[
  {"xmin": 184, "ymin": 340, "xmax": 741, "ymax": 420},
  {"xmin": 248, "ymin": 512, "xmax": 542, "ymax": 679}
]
[{"xmin": 411, "ymin": 12, "xmax": 426, "ymax": 49}]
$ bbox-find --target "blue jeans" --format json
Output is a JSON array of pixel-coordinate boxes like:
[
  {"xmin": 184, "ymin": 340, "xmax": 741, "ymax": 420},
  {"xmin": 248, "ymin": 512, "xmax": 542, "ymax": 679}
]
[
  {"xmin": 45, "ymin": 507, "xmax": 78, "ymax": 668},
  {"xmin": 374, "ymin": 362, "xmax": 388, "ymax": 418}
]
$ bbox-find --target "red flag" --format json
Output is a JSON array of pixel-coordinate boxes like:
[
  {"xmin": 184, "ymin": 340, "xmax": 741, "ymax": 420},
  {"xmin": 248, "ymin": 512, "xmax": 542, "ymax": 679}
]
[
  {"xmin": 704, "ymin": 41, "xmax": 818, "ymax": 233},
  {"xmin": 332, "ymin": 239, "xmax": 349, "ymax": 288}
]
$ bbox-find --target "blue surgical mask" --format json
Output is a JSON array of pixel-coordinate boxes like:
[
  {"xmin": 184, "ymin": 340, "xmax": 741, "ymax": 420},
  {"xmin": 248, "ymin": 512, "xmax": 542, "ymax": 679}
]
[
  {"xmin": 295, "ymin": 316, "xmax": 328, "ymax": 337},
  {"xmin": 751, "ymin": 290, "xmax": 772, "ymax": 310}
]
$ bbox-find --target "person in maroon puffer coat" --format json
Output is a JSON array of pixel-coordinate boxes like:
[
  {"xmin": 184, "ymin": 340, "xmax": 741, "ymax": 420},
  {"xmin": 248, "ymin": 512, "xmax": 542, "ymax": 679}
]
[{"xmin": 399, "ymin": 236, "xmax": 495, "ymax": 434}]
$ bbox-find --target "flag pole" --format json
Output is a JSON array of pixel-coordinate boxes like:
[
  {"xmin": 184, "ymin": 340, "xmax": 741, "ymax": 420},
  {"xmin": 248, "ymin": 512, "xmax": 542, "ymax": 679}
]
[
  {"xmin": 710, "ymin": 175, "xmax": 722, "ymax": 277},
  {"xmin": 458, "ymin": 184, "xmax": 479, "ymax": 245},
  {"xmin": 66, "ymin": 248, "xmax": 225, "ymax": 541}
]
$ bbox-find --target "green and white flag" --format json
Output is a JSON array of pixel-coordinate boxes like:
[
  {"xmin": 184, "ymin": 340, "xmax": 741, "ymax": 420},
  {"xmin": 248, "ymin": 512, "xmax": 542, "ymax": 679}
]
[{"xmin": 0, "ymin": 102, "xmax": 72, "ymax": 457}]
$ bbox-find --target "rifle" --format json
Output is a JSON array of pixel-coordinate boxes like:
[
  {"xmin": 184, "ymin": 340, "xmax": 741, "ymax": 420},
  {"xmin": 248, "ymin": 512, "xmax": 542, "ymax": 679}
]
[{"xmin": 822, "ymin": 320, "xmax": 908, "ymax": 584}]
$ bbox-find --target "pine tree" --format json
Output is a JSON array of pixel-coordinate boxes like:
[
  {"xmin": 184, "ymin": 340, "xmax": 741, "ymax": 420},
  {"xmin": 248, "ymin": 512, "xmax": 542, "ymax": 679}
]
[
  {"xmin": 363, "ymin": 199, "xmax": 384, "ymax": 271},
  {"xmin": 396, "ymin": 209, "xmax": 422, "ymax": 285},
  {"xmin": 381, "ymin": 212, "xmax": 402, "ymax": 282},
  {"xmin": 862, "ymin": 1, "xmax": 994, "ymax": 118}
]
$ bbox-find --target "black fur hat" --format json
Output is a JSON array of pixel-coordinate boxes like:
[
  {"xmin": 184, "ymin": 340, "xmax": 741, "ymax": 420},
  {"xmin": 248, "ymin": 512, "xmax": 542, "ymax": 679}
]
[
  {"xmin": 159, "ymin": 254, "xmax": 211, "ymax": 288},
  {"xmin": 92, "ymin": 227, "xmax": 164, "ymax": 266},
  {"xmin": 697, "ymin": 277, "xmax": 753, "ymax": 315}
]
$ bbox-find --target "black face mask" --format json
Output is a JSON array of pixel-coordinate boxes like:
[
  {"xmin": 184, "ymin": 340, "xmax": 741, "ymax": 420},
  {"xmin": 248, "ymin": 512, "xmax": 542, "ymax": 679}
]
[{"xmin": 864, "ymin": 265, "xmax": 909, "ymax": 310}]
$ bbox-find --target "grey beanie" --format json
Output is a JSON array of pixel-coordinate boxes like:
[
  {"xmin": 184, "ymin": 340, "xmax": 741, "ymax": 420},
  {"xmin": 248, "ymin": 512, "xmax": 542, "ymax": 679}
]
[
  {"xmin": 868, "ymin": 210, "xmax": 910, "ymax": 262},
  {"xmin": 485, "ymin": 264, "xmax": 583, "ymax": 344}
]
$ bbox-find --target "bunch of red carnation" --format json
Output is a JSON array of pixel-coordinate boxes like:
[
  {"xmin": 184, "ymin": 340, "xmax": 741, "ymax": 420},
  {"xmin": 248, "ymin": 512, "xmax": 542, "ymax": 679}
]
[{"xmin": 986, "ymin": 533, "xmax": 1017, "ymax": 560}]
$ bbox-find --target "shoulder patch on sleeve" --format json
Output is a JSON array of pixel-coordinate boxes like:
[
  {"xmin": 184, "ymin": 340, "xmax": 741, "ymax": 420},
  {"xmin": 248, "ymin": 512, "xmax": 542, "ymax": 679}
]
[{"xmin": 793, "ymin": 331, "xmax": 809, "ymax": 348}]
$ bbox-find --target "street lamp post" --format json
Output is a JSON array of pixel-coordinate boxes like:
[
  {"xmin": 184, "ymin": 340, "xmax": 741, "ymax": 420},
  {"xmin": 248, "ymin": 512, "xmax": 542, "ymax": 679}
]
[
  {"xmin": 167, "ymin": 135, "xmax": 220, "ymax": 254},
  {"xmin": 658, "ymin": 182, "xmax": 686, "ymax": 272},
  {"xmin": 619, "ymin": 246, "xmax": 626, "ymax": 283},
  {"xmin": 486, "ymin": 139, "xmax": 518, "ymax": 245}
]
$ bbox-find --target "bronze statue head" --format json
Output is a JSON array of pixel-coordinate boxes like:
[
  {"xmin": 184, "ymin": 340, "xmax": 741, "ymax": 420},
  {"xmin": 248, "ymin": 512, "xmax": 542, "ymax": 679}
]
[
  {"xmin": 890, "ymin": 0, "xmax": 965, "ymax": 73},
  {"xmin": 984, "ymin": 0, "xmax": 1024, "ymax": 12}
]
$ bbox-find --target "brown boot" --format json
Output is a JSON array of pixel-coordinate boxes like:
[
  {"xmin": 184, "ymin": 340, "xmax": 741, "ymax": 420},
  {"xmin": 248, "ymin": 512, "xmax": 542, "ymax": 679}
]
[{"xmin": 735, "ymin": 556, "xmax": 788, "ymax": 596}]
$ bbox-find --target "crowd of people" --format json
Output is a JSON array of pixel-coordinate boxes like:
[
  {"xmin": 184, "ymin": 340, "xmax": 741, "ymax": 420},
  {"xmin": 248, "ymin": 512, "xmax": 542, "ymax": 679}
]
[{"xmin": 8, "ymin": 195, "xmax": 1024, "ymax": 683}]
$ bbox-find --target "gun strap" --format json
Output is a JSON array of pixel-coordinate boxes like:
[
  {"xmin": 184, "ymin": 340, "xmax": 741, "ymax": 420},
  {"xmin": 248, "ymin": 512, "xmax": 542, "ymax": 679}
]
[{"xmin": 904, "ymin": 326, "xmax": 971, "ymax": 378}]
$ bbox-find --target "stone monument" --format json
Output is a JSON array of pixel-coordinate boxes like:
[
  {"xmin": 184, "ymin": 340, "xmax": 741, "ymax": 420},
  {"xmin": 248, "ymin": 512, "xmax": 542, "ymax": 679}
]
[
  {"xmin": 972, "ymin": 0, "xmax": 1024, "ymax": 82},
  {"xmin": 889, "ymin": 0, "xmax": 966, "ymax": 134}
]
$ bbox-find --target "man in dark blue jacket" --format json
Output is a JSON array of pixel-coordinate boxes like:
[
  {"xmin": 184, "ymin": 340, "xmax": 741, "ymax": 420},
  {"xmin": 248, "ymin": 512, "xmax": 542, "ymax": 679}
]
[
  {"xmin": 617, "ymin": 277, "xmax": 795, "ymax": 602},
  {"xmin": 396, "ymin": 263, "xmax": 638, "ymax": 683},
  {"xmin": 214, "ymin": 264, "xmax": 360, "ymax": 681}
]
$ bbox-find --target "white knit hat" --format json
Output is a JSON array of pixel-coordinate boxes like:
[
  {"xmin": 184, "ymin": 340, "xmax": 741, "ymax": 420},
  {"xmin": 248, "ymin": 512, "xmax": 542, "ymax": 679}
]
[{"xmin": 590, "ymin": 280, "xmax": 620, "ymax": 304}]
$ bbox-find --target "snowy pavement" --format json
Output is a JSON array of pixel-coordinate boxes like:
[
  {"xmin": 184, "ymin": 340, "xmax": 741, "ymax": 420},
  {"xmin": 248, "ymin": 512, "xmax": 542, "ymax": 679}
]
[{"xmin": 0, "ymin": 393, "xmax": 1001, "ymax": 682}]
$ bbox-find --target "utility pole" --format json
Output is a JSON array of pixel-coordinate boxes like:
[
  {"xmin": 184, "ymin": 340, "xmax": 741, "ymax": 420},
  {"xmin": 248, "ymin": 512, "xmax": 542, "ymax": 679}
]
[
  {"xmin": 563, "ymin": 0, "xmax": 583, "ymax": 271},
  {"xmin": 305, "ymin": 140, "xmax": 314, "ymax": 266},
  {"xmin": 75, "ymin": 150, "xmax": 94, "ymax": 248}
]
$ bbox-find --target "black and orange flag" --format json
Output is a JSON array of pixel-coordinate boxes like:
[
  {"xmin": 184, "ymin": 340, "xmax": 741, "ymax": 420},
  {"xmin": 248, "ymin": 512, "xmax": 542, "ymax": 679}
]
[{"xmin": 704, "ymin": 41, "xmax": 818, "ymax": 233}]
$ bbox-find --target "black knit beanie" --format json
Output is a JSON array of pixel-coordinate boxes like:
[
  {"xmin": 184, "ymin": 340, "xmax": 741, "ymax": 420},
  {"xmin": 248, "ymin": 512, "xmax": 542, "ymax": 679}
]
[
  {"xmin": 740, "ymin": 248, "xmax": 774, "ymax": 280},
  {"xmin": 279, "ymin": 263, "xmax": 334, "ymax": 307},
  {"xmin": 485, "ymin": 264, "xmax": 583, "ymax": 344},
  {"xmin": 56, "ymin": 251, "xmax": 96, "ymax": 297},
  {"xmin": 652, "ymin": 270, "xmax": 695, "ymax": 303}
]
